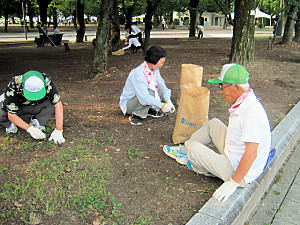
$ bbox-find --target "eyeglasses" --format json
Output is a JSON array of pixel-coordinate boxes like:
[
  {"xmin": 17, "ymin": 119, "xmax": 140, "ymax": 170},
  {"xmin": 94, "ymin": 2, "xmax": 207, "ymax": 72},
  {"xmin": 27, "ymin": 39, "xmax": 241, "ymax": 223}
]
[{"xmin": 219, "ymin": 84, "xmax": 232, "ymax": 90}]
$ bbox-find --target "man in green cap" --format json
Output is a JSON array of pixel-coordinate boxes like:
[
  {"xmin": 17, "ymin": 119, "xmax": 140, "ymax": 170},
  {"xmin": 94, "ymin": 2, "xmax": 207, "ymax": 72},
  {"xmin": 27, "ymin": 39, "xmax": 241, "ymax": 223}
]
[
  {"xmin": 162, "ymin": 63, "xmax": 271, "ymax": 202},
  {"xmin": 0, "ymin": 71, "xmax": 65, "ymax": 144}
]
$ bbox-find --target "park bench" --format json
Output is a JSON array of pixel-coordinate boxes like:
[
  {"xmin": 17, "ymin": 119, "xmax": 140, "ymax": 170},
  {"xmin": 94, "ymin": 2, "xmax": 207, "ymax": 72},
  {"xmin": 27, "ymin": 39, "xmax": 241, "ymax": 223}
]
[{"xmin": 34, "ymin": 34, "xmax": 63, "ymax": 47}]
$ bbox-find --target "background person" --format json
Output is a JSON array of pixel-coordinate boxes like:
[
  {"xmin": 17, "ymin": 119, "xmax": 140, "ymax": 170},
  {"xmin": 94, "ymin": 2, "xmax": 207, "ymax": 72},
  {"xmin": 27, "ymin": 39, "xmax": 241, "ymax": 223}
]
[
  {"xmin": 163, "ymin": 63, "xmax": 271, "ymax": 202},
  {"xmin": 0, "ymin": 71, "xmax": 65, "ymax": 144},
  {"xmin": 119, "ymin": 46, "xmax": 175, "ymax": 125},
  {"xmin": 161, "ymin": 18, "xmax": 166, "ymax": 30},
  {"xmin": 53, "ymin": 26, "xmax": 60, "ymax": 34},
  {"xmin": 196, "ymin": 25, "xmax": 204, "ymax": 39},
  {"xmin": 125, "ymin": 24, "xmax": 144, "ymax": 50}
]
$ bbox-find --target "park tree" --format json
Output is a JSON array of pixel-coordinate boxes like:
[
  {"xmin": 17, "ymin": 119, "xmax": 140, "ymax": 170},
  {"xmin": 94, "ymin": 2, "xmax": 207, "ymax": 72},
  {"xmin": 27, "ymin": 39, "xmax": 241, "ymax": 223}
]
[
  {"xmin": 90, "ymin": 0, "xmax": 114, "ymax": 79},
  {"xmin": 229, "ymin": 0, "xmax": 256, "ymax": 65},
  {"xmin": 76, "ymin": 0, "xmax": 85, "ymax": 42},
  {"xmin": 282, "ymin": 0, "xmax": 299, "ymax": 44},
  {"xmin": 0, "ymin": 0, "xmax": 22, "ymax": 32},
  {"xmin": 110, "ymin": 0, "xmax": 122, "ymax": 51},
  {"xmin": 144, "ymin": 0, "xmax": 162, "ymax": 49},
  {"xmin": 37, "ymin": 0, "xmax": 52, "ymax": 25},
  {"xmin": 295, "ymin": 8, "xmax": 300, "ymax": 42},
  {"xmin": 213, "ymin": 0, "xmax": 234, "ymax": 26},
  {"xmin": 189, "ymin": 0, "xmax": 199, "ymax": 37},
  {"xmin": 121, "ymin": 0, "xmax": 140, "ymax": 26}
]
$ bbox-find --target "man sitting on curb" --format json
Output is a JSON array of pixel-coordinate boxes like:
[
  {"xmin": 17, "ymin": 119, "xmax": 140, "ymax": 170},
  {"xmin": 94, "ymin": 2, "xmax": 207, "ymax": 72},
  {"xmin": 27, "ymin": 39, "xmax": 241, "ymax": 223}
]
[
  {"xmin": 0, "ymin": 71, "xmax": 65, "ymax": 144},
  {"xmin": 163, "ymin": 63, "xmax": 271, "ymax": 202}
]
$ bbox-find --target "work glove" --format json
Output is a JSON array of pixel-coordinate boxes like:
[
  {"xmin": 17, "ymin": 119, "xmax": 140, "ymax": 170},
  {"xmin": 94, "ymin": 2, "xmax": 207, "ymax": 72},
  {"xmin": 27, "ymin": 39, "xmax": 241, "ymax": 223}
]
[
  {"xmin": 49, "ymin": 129, "xmax": 65, "ymax": 144},
  {"xmin": 161, "ymin": 102, "xmax": 172, "ymax": 113},
  {"xmin": 212, "ymin": 178, "xmax": 239, "ymax": 202},
  {"xmin": 166, "ymin": 100, "xmax": 175, "ymax": 113},
  {"xmin": 27, "ymin": 126, "xmax": 46, "ymax": 140}
]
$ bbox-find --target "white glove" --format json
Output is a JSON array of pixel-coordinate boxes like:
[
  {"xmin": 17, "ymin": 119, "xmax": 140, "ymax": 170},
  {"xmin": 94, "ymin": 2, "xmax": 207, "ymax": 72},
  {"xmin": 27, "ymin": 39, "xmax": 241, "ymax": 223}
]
[
  {"xmin": 166, "ymin": 100, "xmax": 175, "ymax": 113},
  {"xmin": 161, "ymin": 103, "xmax": 172, "ymax": 113},
  {"xmin": 49, "ymin": 129, "xmax": 65, "ymax": 144},
  {"xmin": 213, "ymin": 178, "xmax": 239, "ymax": 202},
  {"xmin": 27, "ymin": 126, "xmax": 46, "ymax": 140}
]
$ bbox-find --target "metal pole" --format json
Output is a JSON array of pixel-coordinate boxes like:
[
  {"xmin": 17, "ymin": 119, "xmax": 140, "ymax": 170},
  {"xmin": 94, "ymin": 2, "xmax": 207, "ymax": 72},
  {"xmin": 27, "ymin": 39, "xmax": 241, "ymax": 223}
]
[{"xmin": 22, "ymin": 1, "xmax": 27, "ymax": 40}]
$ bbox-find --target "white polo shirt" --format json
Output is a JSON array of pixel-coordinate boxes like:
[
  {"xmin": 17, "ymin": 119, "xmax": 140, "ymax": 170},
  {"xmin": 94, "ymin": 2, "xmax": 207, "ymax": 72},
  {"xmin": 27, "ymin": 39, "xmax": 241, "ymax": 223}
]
[{"xmin": 224, "ymin": 91, "xmax": 271, "ymax": 183}]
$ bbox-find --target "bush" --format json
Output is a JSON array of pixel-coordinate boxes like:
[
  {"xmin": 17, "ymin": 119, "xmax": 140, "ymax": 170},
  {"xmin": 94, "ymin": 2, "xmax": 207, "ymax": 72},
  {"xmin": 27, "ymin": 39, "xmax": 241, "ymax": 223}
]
[{"xmin": 173, "ymin": 18, "xmax": 179, "ymax": 25}]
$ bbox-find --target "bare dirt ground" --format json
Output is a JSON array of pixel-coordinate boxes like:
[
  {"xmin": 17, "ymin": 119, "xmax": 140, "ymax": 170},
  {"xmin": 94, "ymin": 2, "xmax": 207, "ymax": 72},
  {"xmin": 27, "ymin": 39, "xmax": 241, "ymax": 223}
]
[{"xmin": 0, "ymin": 27, "xmax": 299, "ymax": 224}]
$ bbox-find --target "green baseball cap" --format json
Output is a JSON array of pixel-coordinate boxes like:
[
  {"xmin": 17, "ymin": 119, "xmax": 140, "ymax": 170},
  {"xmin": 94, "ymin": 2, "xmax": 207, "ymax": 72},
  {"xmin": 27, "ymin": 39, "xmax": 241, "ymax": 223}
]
[
  {"xmin": 208, "ymin": 63, "xmax": 250, "ymax": 84},
  {"xmin": 22, "ymin": 71, "xmax": 46, "ymax": 101}
]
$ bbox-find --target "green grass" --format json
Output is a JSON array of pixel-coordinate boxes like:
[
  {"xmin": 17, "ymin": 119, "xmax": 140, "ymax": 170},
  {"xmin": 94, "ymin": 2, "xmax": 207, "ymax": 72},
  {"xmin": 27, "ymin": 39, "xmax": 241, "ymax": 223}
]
[{"xmin": 0, "ymin": 144, "xmax": 123, "ymax": 224}]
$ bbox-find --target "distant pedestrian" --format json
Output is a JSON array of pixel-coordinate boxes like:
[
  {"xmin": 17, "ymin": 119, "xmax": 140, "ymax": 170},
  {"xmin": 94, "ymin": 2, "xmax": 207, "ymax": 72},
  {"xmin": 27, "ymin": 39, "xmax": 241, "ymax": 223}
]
[
  {"xmin": 196, "ymin": 25, "xmax": 204, "ymax": 39},
  {"xmin": 161, "ymin": 18, "xmax": 166, "ymax": 30}
]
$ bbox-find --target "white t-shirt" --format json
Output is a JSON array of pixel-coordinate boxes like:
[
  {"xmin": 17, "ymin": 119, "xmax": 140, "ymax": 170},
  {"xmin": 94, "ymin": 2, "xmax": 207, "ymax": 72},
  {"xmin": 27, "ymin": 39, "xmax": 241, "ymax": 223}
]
[
  {"xmin": 224, "ymin": 92, "xmax": 271, "ymax": 183},
  {"xmin": 131, "ymin": 25, "xmax": 141, "ymax": 35}
]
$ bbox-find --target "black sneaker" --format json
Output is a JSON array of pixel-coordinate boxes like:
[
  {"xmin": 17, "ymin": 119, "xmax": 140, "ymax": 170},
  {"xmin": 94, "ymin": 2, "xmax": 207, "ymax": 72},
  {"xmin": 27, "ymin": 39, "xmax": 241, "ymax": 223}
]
[
  {"xmin": 129, "ymin": 114, "xmax": 143, "ymax": 125},
  {"xmin": 148, "ymin": 108, "xmax": 163, "ymax": 118}
]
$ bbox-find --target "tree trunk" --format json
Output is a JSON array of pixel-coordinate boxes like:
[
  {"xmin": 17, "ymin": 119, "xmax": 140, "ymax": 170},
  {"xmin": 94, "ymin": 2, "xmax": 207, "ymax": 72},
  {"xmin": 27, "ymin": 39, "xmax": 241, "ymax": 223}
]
[
  {"xmin": 189, "ymin": 0, "xmax": 199, "ymax": 37},
  {"xmin": 144, "ymin": 0, "xmax": 161, "ymax": 50},
  {"xmin": 282, "ymin": 5, "xmax": 299, "ymax": 44},
  {"xmin": 53, "ymin": 7, "xmax": 58, "ymax": 28},
  {"xmin": 110, "ymin": 0, "xmax": 122, "ymax": 52},
  {"xmin": 4, "ymin": 11, "xmax": 8, "ymax": 32},
  {"xmin": 37, "ymin": 0, "xmax": 51, "ymax": 25},
  {"xmin": 89, "ymin": 0, "xmax": 114, "ymax": 79},
  {"xmin": 229, "ymin": 0, "xmax": 255, "ymax": 66},
  {"xmin": 295, "ymin": 9, "xmax": 300, "ymax": 42},
  {"xmin": 76, "ymin": 0, "xmax": 85, "ymax": 43},
  {"xmin": 28, "ymin": 2, "xmax": 35, "ymax": 29}
]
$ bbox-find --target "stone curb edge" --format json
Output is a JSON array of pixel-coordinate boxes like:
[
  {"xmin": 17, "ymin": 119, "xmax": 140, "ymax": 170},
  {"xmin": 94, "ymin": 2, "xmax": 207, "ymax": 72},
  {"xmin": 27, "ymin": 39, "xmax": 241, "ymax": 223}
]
[{"xmin": 186, "ymin": 101, "xmax": 300, "ymax": 225}]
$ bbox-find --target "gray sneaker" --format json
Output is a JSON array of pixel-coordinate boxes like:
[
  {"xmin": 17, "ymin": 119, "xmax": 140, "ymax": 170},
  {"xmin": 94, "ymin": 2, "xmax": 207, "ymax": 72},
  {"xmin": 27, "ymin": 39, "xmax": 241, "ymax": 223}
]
[
  {"xmin": 30, "ymin": 118, "xmax": 46, "ymax": 131},
  {"xmin": 6, "ymin": 123, "xmax": 18, "ymax": 134}
]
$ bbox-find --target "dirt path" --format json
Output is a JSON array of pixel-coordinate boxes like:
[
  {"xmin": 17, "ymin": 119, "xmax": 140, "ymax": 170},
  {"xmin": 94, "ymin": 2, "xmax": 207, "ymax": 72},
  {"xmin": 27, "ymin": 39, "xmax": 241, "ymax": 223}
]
[{"xmin": 0, "ymin": 37, "xmax": 299, "ymax": 224}]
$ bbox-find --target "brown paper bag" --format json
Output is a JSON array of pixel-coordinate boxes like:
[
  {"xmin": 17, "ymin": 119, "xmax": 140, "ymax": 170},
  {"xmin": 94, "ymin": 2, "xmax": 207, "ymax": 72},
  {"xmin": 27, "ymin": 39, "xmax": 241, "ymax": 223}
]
[
  {"xmin": 177, "ymin": 64, "xmax": 203, "ymax": 106},
  {"xmin": 172, "ymin": 85, "xmax": 210, "ymax": 144}
]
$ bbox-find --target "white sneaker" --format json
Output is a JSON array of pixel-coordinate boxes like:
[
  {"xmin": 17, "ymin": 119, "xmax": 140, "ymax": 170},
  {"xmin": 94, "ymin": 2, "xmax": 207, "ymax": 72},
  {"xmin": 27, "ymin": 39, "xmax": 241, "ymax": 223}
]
[
  {"xmin": 30, "ymin": 118, "xmax": 46, "ymax": 131},
  {"xmin": 6, "ymin": 123, "xmax": 18, "ymax": 134}
]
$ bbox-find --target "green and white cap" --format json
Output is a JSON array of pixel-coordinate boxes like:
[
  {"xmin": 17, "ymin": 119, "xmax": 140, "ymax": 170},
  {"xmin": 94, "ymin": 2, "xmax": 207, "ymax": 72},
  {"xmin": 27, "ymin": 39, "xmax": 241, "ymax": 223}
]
[
  {"xmin": 208, "ymin": 63, "xmax": 250, "ymax": 84},
  {"xmin": 22, "ymin": 71, "xmax": 46, "ymax": 101}
]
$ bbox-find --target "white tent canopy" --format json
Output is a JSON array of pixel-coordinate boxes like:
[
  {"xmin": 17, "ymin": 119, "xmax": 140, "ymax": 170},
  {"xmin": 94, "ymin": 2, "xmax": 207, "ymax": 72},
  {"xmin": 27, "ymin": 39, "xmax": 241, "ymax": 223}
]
[
  {"xmin": 231, "ymin": 7, "xmax": 272, "ymax": 27},
  {"xmin": 255, "ymin": 7, "xmax": 271, "ymax": 19}
]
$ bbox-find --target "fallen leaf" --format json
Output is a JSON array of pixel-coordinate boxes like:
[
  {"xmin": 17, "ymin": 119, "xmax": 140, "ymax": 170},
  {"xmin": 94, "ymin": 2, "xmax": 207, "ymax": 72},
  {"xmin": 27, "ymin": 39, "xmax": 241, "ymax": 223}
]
[
  {"xmin": 196, "ymin": 189, "xmax": 205, "ymax": 192},
  {"xmin": 65, "ymin": 168, "xmax": 71, "ymax": 172},
  {"xmin": 147, "ymin": 128, "xmax": 151, "ymax": 131},
  {"xmin": 14, "ymin": 202, "xmax": 22, "ymax": 207},
  {"xmin": 93, "ymin": 216, "xmax": 104, "ymax": 225},
  {"xmin": 116, "ymin": 149, "xmax": 120, "ymax": 152},
  {"xmin": 144, "ymin": 157, "xmax": 150, "ymax": 159}
]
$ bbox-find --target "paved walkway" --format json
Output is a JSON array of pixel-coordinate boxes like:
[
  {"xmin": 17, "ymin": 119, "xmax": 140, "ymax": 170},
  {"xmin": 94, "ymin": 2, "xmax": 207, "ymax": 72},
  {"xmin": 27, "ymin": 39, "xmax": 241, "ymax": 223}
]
[
  {"xmin": 0, "ymin": 28, "xmax": 274, "ymax": 44},
  {"xmin": 247, "ymin": 143, "xmax": 300, "ymax": 225}
]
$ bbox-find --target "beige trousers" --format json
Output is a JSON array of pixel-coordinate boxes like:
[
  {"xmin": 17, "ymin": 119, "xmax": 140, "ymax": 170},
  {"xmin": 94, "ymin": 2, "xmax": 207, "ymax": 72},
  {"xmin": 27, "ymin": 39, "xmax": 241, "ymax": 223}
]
[{"xmin": 185, "ymin": 118, "xmax": 247, "ymax": 186}]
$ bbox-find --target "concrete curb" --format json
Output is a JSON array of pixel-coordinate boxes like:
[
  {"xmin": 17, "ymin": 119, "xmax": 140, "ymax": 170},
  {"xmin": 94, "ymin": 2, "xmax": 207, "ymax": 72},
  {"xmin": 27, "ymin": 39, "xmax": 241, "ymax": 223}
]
[{"xmin": 187, "ymin": 101, "xmax": 300, "ymax": 225}]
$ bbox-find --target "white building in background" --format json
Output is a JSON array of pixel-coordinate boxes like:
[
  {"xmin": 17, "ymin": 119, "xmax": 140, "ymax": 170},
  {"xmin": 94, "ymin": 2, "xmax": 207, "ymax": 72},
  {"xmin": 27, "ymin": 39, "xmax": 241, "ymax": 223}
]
[
  {"xmin": 201, "ymin": 12, "xmax": 225, "ymax": 27},
  {"xmin": 173, "ymin": 11, "xmax": 226, "ymax": 27}
]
